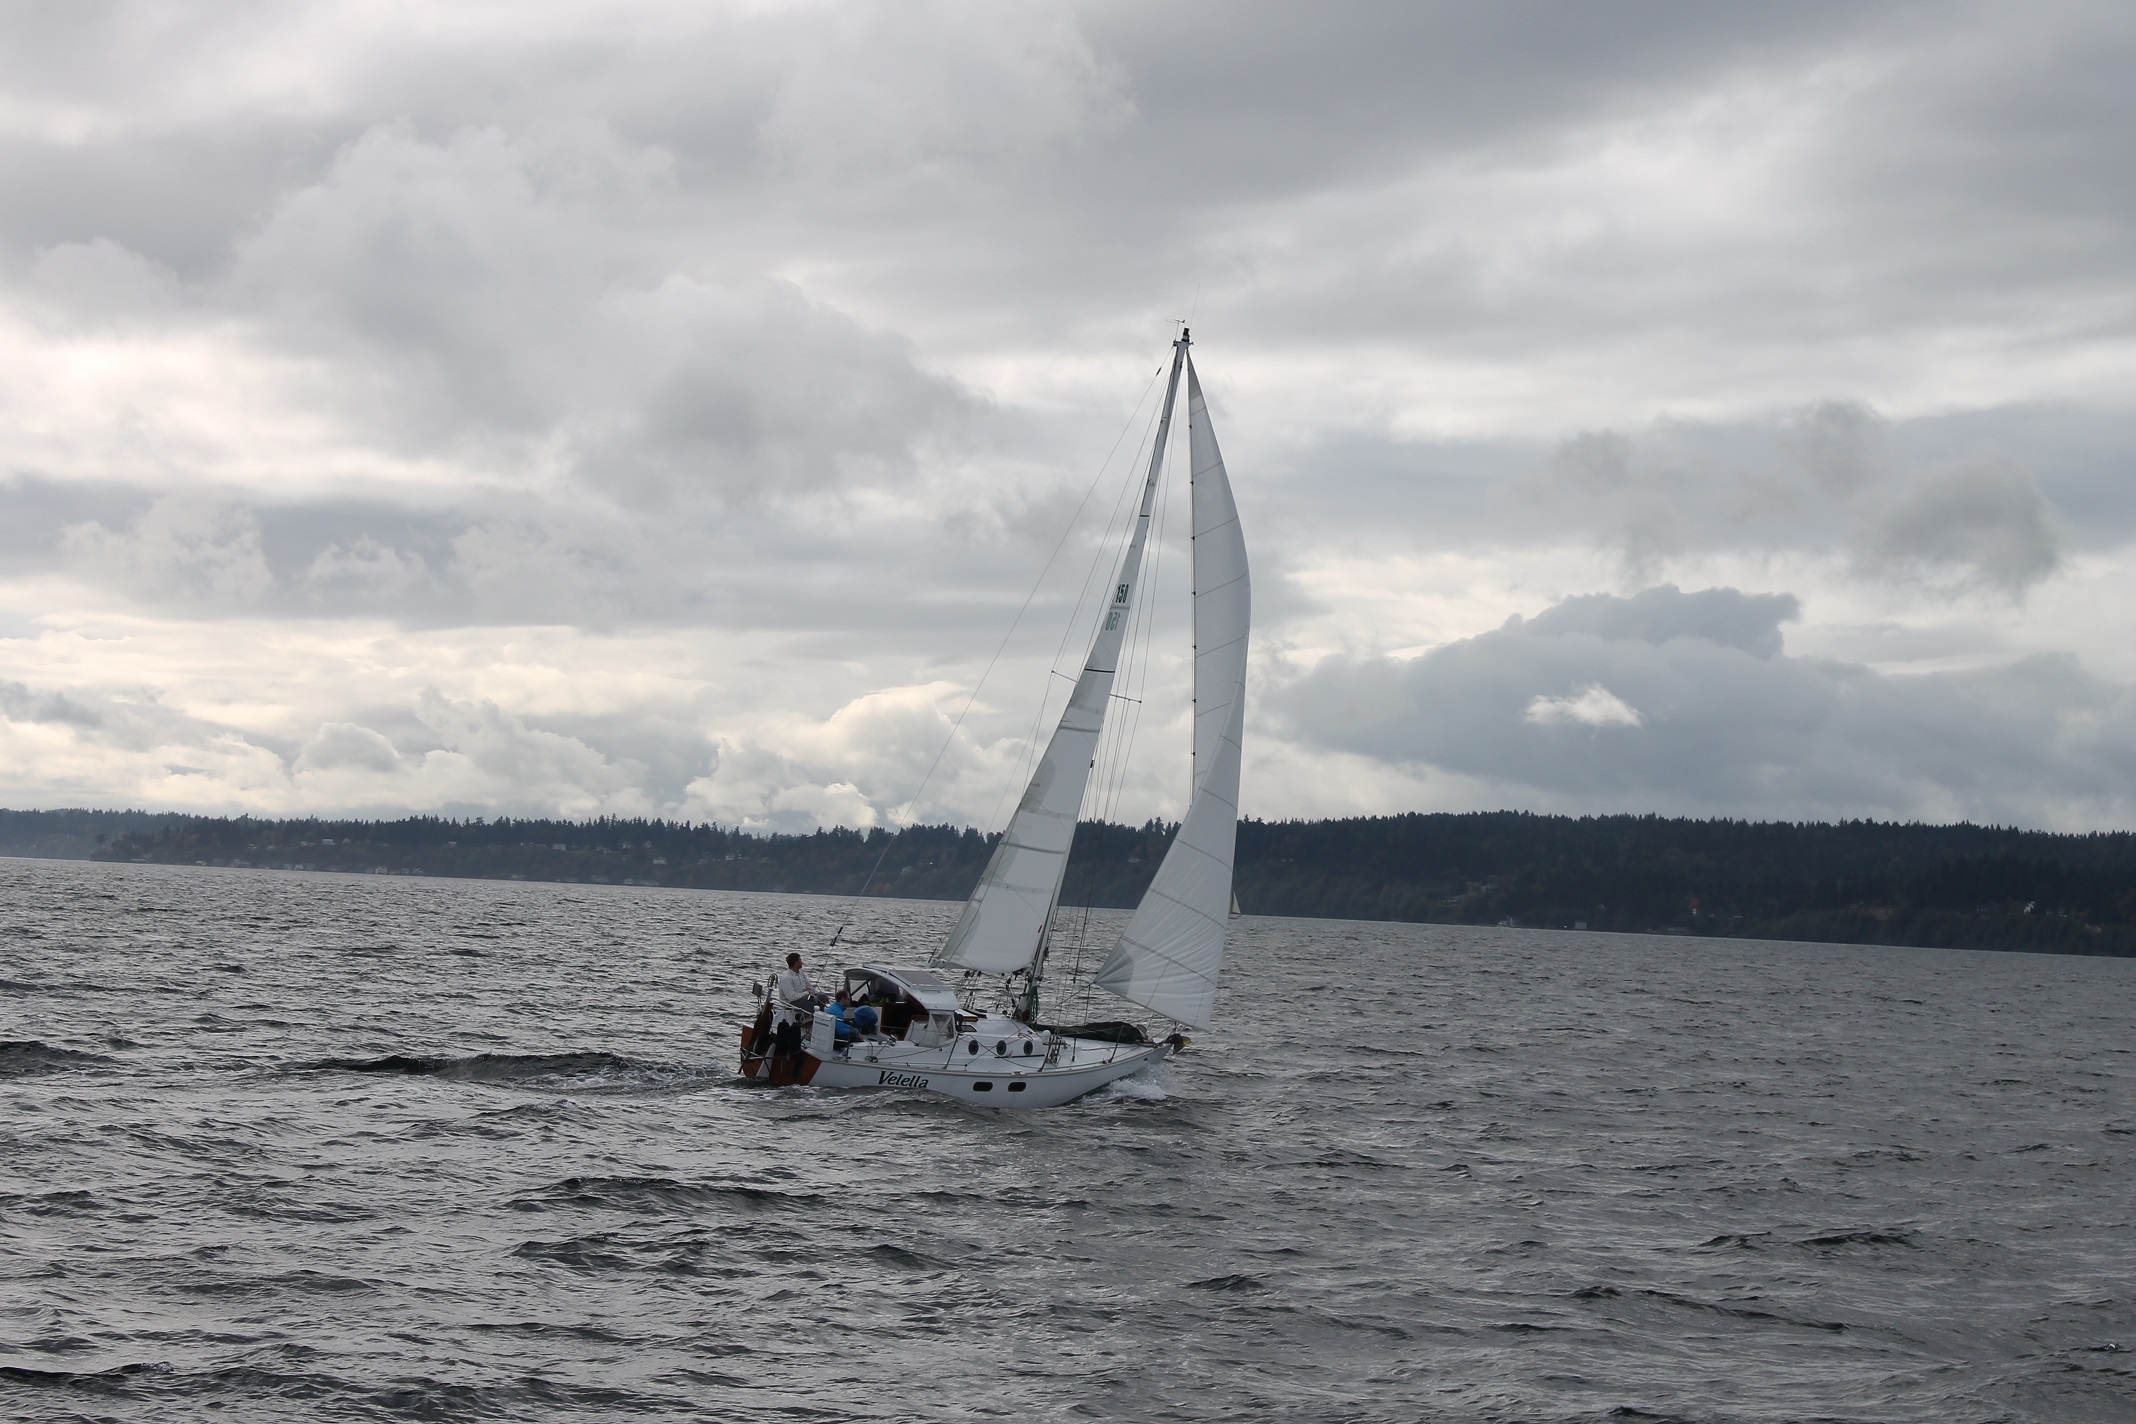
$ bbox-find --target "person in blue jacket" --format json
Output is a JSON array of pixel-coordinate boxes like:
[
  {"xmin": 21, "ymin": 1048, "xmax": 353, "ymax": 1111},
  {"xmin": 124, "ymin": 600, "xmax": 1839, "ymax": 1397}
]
[
  {"xmin": 824, "ymin": 989, "xmax": 882, "ymax": 1044},
  {"xmin": 824, "ymin": 989, "xmax": 855, "ymax": 1044}
]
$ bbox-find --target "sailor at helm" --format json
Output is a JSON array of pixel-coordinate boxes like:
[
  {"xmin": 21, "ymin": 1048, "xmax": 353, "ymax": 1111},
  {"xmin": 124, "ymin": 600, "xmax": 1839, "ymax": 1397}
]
[
  {"xmin": 764, "ymin": 951, "xmax": 816, "ymax": 1065},
  {"xmin": 772, "ymin": 952, "xmax": 814, "ymax": 1025}
]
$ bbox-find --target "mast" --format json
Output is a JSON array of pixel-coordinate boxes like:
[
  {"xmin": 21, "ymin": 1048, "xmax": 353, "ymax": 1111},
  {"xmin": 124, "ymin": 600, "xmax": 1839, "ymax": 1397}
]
[
  {"xmin": 1092, "ymin": 345, "xmax": 1249, "ymax": 1031},
  {"xmin": 935, "ymin": 331, "xmax": 1192, "ymax": 1004},
  {"xmin": 1019, "ymin": 328, "xmax": 1192, "ymax": 1019}
]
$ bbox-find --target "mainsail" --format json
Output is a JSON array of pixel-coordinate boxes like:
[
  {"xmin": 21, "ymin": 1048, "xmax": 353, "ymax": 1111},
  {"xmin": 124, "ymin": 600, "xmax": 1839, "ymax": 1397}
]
[
  {"xmin": 934, "ymin": 337, "xmax": 1191, "ymax": 977},
  {"xmin": 1092, "ymin": 354, "xmax": 1249, "ymax": 1030}
]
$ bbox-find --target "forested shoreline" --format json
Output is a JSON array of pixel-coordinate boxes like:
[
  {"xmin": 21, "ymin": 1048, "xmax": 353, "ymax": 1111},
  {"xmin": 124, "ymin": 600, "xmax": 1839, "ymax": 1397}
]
[{"xmin": 5, "ymin": 806, "xmax": 2135, "ymax": 958}]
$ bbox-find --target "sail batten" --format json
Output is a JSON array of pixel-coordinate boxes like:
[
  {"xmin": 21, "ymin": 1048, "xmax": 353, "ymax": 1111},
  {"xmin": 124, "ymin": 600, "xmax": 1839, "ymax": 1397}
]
[
  {"xmin": 934, "ymin": 337, "xmax": 1192, "ymax": 979},
  {"xmin": 1093, "ymin": 353, "xmax": 1249, "ymax": 1030}
]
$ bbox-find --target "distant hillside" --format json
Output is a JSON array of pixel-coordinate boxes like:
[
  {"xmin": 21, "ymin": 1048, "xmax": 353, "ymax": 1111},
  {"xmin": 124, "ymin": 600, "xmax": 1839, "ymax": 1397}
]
[
  {"xmin": 14, "ymin": 807, "xmax": 2133, "ymax": 958},
  {"xmin": 0, "ymin": 808, "xmax": 184, "ymax": 860},
  {"xmin": 1235, "ymin": 812, "xmax": 2136, "ymax": 957},
  {"xmin": 84, "ymin": 813, "xmax": 1008, "ymax": 901}
]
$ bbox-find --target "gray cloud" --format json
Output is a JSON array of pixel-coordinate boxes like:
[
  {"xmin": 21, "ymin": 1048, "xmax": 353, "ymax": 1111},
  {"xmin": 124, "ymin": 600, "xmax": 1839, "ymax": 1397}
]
[
  {"xmin": 1523, "ymin": 586, "xmax": 1801, "ymax": 658},
  {"xmin": 1243, "ymin": 399, "xmax": 2072, "ymax": 607},
  {"xmin": 0, "ymin": 681, "xmax": 105, "ymax": 731},
  {"xmin": 222, "ymin": 121, "xmax": 973, "ymax": 503},
  {"xmin": 4, "ymin": 3, "xmax": 2136, "ymax": 828},
  {"xmin": 1534, "ymin": 404, "xmax": 2065, "ymax": 596},
  {"xmin": 0, "ymin": 677, "xmax": 265, "ymax": 771},
  {"xmin": 1280, "ymin": 584, "xmax": 2136, "ymax": 826},
  {"xmin": 1867, "ymin": 457, "xmax": 2060, "ymax": 596},
  {"xmin": 0, "ymin": 675, "xmax": 680, "ymax": 820},
  {"xmin": 8, "ymin": 1, "xmax": 2134, "ymax": 370},
  {"xmin": 60, "ymin": 496, "xmax": 274, "ymax": 607},
  {"xmin": 294, "ymin": 722, "xmax": 403, "ymax": 775}
]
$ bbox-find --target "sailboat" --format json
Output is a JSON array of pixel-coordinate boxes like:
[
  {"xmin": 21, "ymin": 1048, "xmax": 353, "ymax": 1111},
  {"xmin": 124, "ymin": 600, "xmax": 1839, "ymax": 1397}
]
[{"xmin": 739, "ymin": 328, "xmax": 1248, "ymax": 1108}]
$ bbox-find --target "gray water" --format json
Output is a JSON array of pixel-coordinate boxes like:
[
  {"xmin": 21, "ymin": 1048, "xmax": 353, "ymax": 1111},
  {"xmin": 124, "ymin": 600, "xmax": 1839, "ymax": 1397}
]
[{"xmin": 1, "ymin": 857, "xmax": 2132, "ymax": 1423}]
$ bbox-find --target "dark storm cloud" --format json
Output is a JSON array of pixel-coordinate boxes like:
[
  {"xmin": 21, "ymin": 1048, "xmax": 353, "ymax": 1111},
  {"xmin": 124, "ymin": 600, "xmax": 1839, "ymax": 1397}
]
[{"xmin": 1281, "ymin": 584, "xmax": 2136, "ymax": 824}]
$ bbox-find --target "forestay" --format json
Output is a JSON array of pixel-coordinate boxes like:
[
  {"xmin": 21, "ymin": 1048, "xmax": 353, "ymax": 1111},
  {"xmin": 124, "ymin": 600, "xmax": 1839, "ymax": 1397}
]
[
  {"xmin": 935, "ymin": 341, "xmax": 1190, "ymax": 977},
  {"xmin": 1093, "ymin": 356, "xmax": 1249, "ymax": 1030}
]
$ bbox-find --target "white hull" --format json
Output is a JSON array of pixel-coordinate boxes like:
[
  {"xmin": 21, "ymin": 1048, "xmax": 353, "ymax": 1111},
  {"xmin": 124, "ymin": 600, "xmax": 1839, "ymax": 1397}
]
[{"xmin": 806, "ymin": 1035, "xmax": 1166, "ymax": 1109}]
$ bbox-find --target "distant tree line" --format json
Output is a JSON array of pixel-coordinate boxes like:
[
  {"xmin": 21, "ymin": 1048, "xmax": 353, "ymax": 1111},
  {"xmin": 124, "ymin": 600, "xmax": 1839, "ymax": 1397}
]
[
  {"xmin": 69, "ymin": 813, "xmax": 1008, "ymax": 902},
  {"xmin": 6, "ymin": 806, "xmax": 2133, "ymax": 958},
  {"xmin": 1230, "ymin": 812, "xmax": 2136, "ymax": 957},
  {"xmin": 0, "ymin": 808, "xmax": 176, "ymax": 860}
]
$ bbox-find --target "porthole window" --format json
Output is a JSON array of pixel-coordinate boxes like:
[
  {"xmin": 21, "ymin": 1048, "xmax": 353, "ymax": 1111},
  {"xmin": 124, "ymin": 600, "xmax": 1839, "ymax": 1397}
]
[
  {"xmin": 995, "ymin": 1040, "xmax": 1009, "ymax": 1057},
  {"xmin": 1022, "ymin": 1040, "xmax": 1035, "ymax": 1056},
  {"xmin": 972, "ymin": 1081, "xmax": 994, "ymax": 1092},
  {"xmin": 966, "ymin": 1040, "xmax": 980, "ymax": 1055},
  {"xmin": 1007, "ymin": 1081, "xmax": 1028, "ymax": 1092}
]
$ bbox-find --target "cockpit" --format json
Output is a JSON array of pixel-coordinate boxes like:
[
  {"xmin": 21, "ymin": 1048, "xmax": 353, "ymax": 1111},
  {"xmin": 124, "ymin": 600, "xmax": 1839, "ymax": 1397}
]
[{"xmin": 841, "ymin": 965, "xmax": 962, "ymax": 1048}]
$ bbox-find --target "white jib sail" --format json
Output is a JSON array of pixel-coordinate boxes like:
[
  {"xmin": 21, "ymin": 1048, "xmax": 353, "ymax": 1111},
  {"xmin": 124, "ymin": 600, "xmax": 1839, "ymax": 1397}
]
[
  {"xmin": 934, "ymin": 340, "xmax": 1190, "ymax": 977},
  {"xmin": 1093, "ymin": 354, "xmax": 1249, "ymax": 1030}
]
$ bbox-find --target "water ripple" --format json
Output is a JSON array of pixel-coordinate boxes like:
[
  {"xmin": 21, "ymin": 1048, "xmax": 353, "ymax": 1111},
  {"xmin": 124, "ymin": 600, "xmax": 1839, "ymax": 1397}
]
[{"xmin": 2, "ymin": 857, "xmax": 2133, "ymax": 1422}]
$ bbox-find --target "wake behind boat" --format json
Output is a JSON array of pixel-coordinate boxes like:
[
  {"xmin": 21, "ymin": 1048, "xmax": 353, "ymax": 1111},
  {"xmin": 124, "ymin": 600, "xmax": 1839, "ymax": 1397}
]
[{"xmin": 739, "ymin": 328, "xmax": 1249, "ymax": 1108}]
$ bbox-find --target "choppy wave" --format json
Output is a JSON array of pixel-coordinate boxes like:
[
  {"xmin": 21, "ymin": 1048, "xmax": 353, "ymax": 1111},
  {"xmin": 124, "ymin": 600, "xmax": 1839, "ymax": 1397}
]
[
  {"xmin": 0, "ymin": 1039, "xmax": 116, "ymax": 1076},
  {"xmin": 4, "ymin": 855, "xmax": 2134, "ymax": 1423},
  {"xmin": 509, "ymin": 1174, "xmax": 822, "ymax": 1213},
  {"xmin": 0, "ymin": 1361, "xmax": 689, "ymax": 1418},
  {"xmin": 303, "ymin": 1051, "xmax": 715, "ymax": 1094}
]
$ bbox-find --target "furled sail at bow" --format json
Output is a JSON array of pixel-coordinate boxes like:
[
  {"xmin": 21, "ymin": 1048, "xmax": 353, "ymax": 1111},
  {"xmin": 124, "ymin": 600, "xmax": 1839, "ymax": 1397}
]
[
  {"xmin": 1092, "ymin": 354, "xmax": 1249, "ymax": 1029},
  {"xmin": 934, "ymin": 339, "xmax": 1190, "ymax": 977}
]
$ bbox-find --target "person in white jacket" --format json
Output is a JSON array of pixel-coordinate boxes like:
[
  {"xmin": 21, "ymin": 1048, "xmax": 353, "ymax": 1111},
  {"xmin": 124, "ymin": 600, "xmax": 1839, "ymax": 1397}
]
[
  {"xmin": 768, "ymin": 951, "xmax": 816, "ymax": 1070},
  {"xmin": 772, "ymin": 952, "xmax": 815, "ymax": 1024}
]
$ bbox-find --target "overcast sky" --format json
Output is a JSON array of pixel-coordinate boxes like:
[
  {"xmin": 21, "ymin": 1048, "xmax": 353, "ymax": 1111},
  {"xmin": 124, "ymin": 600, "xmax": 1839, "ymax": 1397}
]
[{"xmin": 5, "ymin": 1, "xmax": 2136, "ymax": 832}]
